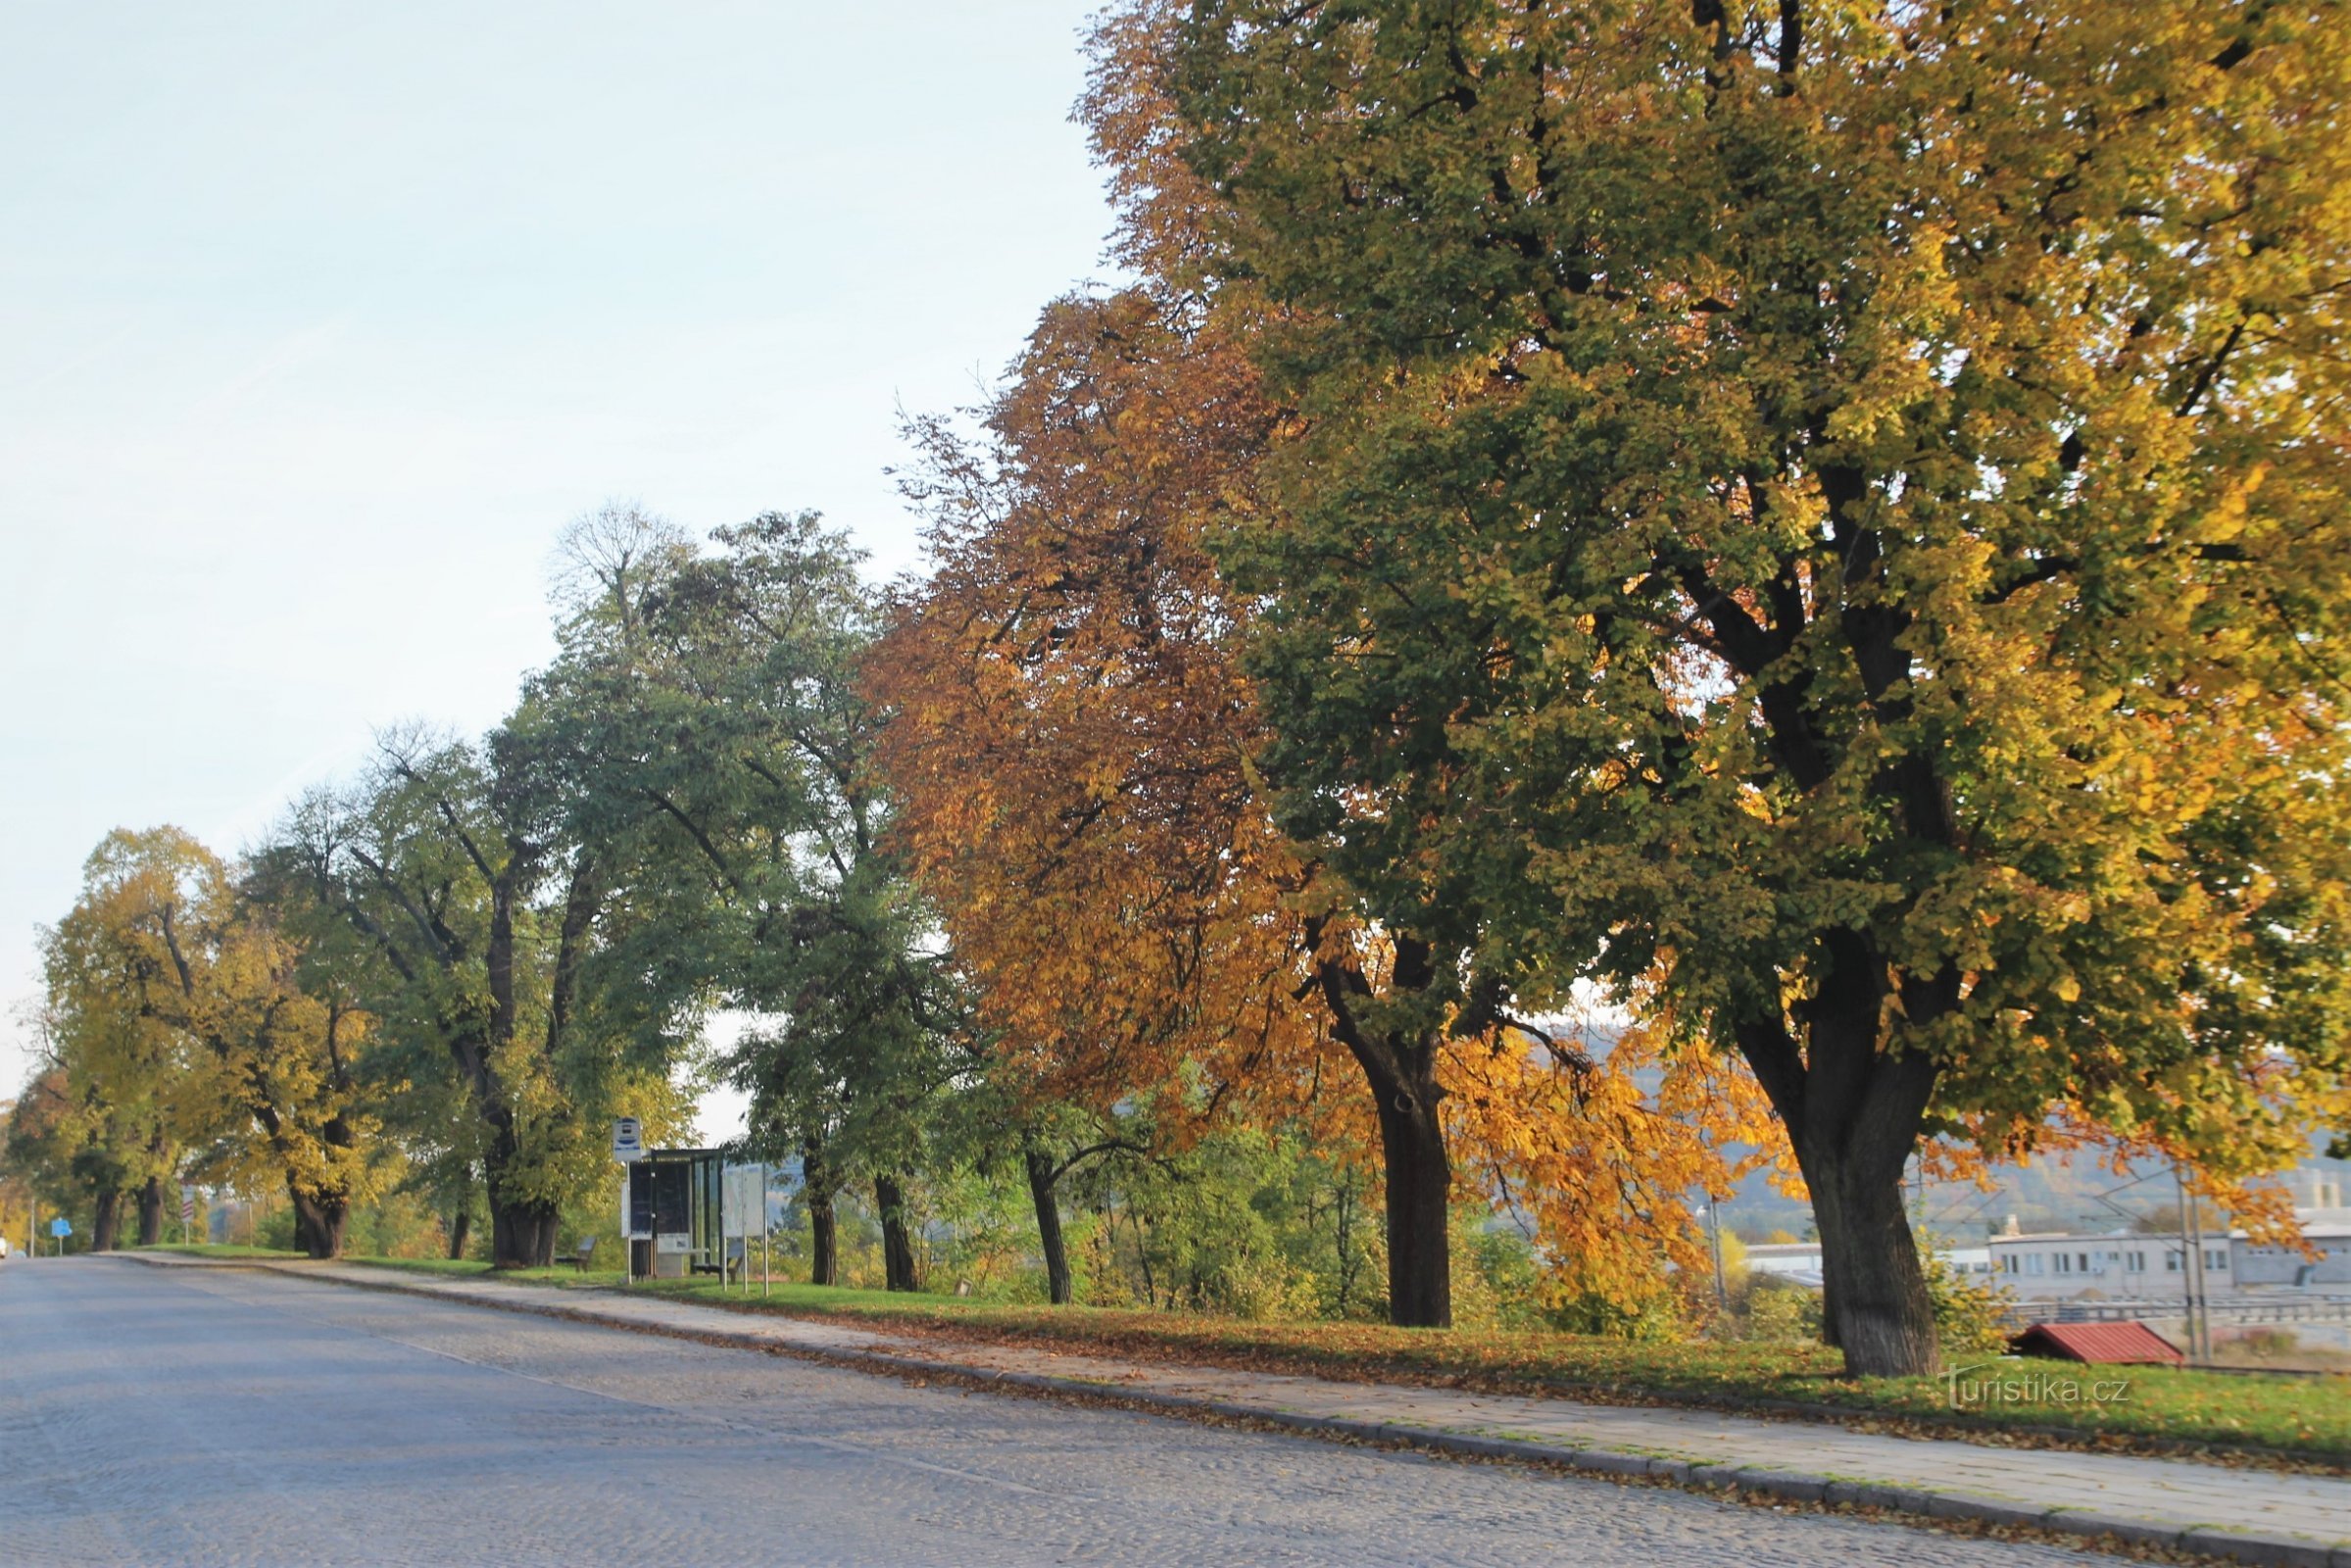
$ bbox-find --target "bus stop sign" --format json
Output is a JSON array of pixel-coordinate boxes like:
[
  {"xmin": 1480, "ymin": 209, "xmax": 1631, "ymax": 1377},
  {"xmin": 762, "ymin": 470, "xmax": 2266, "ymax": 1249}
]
[{"xmin": 612, "ymin": 1117, "xmax": 644, "ymax": 1163}]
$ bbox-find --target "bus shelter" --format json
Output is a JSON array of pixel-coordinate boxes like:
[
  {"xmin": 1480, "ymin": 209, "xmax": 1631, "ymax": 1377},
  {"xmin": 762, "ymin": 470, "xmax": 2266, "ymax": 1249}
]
[{"xmin": 622, "ymin": 1148, "xmax": 769, "ymax": 1284}]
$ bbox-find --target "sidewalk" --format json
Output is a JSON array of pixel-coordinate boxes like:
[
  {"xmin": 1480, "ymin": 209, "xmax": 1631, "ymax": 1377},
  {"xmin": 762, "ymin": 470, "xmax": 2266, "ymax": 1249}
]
[{"xmin": 125, "ymin": 1253, "xmax": 2351, "ymax": 1567}]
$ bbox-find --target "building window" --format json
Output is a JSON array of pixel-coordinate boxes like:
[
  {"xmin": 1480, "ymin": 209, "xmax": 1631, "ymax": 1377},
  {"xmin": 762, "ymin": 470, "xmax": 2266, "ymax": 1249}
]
[
  {"xmin": 2127, "ymin": 1251, "xmax": 2145, "ymax": 1273},
  {"xmin": 2166, "ymin": 1252, "xmax": 2180, "ymax": 1272},
  {"xmin": 2206, "ymin": 1249, "xmax": 2228, "ymax": 1271},
  {"xmin": 2028, "ymin": 1255, "xmax": 2045, "ymax": 1275}
]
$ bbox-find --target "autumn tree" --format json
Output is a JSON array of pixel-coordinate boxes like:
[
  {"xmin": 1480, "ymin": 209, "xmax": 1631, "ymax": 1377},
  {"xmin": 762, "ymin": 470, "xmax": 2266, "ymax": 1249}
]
[
  {"xmin": 1172, "ymin": 0, "xmax": 2351, "ymax": 1373},
  {"xmin": 64, "ymin": 828, "xmax": 382, "ymax": 1257},
  {"xmin": 872, "ymin": 9, "xmax": 1765, "ymax": 1327},
  {"xmin": 0, "ymin": 1069, "xmax": 91, "ymax": 1249},
  {"xmin": 34, "ymin": 838, "xmax": 216, "ymax": 1250}
]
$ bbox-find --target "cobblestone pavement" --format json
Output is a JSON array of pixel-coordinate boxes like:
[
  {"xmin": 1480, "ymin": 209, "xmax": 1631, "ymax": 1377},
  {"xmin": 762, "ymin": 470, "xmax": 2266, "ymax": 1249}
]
[
  {"xmin": 268, "ymin": 1255, "xmax": 2351, "ymax": 1556},
  {"xmin": 0, "ymin": 1258, "xmax": 2113, "ymax": 1568}
]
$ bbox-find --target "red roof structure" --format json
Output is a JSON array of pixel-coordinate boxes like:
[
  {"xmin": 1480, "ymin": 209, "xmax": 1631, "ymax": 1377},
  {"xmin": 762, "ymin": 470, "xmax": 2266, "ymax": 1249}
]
[{"xmin": 2008, "ymin": 1321, "xmax": 2184, "ymax": 1366}]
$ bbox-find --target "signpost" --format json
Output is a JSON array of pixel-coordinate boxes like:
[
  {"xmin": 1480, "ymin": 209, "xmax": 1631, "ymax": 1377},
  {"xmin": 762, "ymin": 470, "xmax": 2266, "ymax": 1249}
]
[
  {"xmin": 179, "ymin": 1185, "xmax": 196, "ymax": 1245},
  {"xmin": 50, "ymin": 1216, "xmax": 71, "ymax": 1257},
  {"xmin": 612, "ymin": 1118, "xmax": 644, "ymax": 1282}
]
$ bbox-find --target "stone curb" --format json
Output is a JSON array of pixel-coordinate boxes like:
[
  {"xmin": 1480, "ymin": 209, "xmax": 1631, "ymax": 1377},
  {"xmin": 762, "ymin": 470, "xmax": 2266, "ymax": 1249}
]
[{"xmin": 116, "ymin": 1255, "xmax": 2351, "ymax": 1568}]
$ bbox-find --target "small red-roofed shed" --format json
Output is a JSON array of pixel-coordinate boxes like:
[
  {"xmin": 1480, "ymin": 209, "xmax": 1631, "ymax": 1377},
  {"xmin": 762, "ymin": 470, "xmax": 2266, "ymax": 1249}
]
[{"xmin": 2008, "ymin": 1321, "xmax": 2185, "ymax": 1366}]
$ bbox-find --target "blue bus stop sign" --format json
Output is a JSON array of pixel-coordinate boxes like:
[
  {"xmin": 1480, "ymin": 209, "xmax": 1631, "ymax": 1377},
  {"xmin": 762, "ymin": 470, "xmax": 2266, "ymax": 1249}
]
[{"xmin": 49, "ymin": 1217, "xmax": 71, "ymax": 1239}]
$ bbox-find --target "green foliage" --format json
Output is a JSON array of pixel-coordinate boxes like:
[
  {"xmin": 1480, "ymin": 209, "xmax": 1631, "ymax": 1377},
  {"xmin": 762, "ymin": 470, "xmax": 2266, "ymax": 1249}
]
[
  {"xmin": 1162, "ymin": 0, "xmax": 2351, "ymax": 1373},
  {"xmin": 1739, "ymin": 1278, "xmax": 1826, "ymax": 1346},
  {"xmin": 1923, "ymin": 1250, "xmax": 2021, "ymax": 1359}
]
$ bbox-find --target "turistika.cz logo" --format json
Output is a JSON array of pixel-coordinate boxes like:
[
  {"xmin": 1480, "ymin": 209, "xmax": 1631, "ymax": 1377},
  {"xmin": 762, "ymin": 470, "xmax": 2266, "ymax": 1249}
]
[{"xmin": 1941, "ymin": 1364, "xmax": 2132, "ymax": 1411}]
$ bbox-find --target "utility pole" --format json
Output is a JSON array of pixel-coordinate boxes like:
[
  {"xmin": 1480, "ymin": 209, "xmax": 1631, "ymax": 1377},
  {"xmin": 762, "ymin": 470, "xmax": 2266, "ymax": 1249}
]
[
  {"xmin": 1702, "ymin": 1201, "xmax": 1728, "ymax": 1312},
  {"xmin": 2187, "ymin": 1191, "xmax": 2213, "ymax": 1361},
  {"xmin": 2173, "ymin": 1163, "xmax": 2207, "ymax": 1361}
]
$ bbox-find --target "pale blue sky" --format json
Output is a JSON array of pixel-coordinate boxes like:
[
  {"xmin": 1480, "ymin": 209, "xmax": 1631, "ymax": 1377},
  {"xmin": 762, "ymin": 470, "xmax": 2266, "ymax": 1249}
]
[{"xmin": 0, "ymin": 1, "xmax": 1116, "ymax": 1105}]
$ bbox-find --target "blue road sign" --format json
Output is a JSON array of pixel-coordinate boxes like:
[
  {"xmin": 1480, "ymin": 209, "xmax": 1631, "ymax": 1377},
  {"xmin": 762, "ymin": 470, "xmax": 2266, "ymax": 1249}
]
[{"xmin": 49, "ymin": 1217, "xmax": 71, "ymax": 1238}]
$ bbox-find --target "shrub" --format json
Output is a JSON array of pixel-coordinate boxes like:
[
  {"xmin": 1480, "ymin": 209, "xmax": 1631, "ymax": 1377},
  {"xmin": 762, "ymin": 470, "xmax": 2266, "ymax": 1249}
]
[
  {"xmin": 1741, "ymin": 1275, "xmax": 1824, "ymax": 1343},
  {"xmin": 1923, "ymin": 1248, "xmax": 2018, "ymax": 1358}
]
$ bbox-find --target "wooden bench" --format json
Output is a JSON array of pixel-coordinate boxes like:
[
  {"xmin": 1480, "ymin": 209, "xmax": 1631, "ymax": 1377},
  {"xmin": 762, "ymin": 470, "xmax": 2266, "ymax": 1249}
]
[{"xmin": 563, "ymin": 1235, "xmax": 598, "ymax": 1271}]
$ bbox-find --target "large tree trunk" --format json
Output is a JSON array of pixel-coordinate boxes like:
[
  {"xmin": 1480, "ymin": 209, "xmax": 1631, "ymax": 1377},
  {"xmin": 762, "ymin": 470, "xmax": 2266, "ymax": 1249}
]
[
  {"xmin": 875, "ymin": 1172, "xmax": 919, "ymax": 1293},
  {"xmin": 291, "ymin": 1188, "xmax": 349, "ymax": 1260},
  {"xmin": 137, "ymin": 1176, "xmax": 165, "ymax": 1247},
  {"xmin": 1317, "ymin": 949, "xmax": 1454, "ymax": 1329},
  {"xmin": 1800, "ymin": 1134, "xmax": 1935, "ymax": 1376},
  {"xmin": 1740, "ymin": 938, "xmax": 1944, "ymax": 1378},
  {"xmin": 803, "ymin": 1137, "xmax": 838, "ymax": 1286},
  {"xmin": 489, "ymin": 1195, "xmax": 559, "ymax": 1268},
  {"xmin": 1364, "ymin": 1054, "xmax": 1452, "ymax": 1328},
  {"xmin": 446, "ymin": 1204, "xmax": 473, "ymax": 1260},
  {"xmin": 482, "ymin": 1108, "xmax": 558, "ymax": 1268},
  {"xmin": 92, "ymin": 1190, "xmax": 122, "ymax": 1252},
  {"xmin": 1024, "ymin": 1148, "xmax": 1073, "ymax": 1305}
]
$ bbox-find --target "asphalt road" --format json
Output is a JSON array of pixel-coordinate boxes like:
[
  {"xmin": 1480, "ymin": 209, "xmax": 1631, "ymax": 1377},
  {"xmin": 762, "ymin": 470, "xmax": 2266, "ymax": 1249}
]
[{"xmin": 0, "ymin": 1258, "xmax": 2109, "ymax": 1568}]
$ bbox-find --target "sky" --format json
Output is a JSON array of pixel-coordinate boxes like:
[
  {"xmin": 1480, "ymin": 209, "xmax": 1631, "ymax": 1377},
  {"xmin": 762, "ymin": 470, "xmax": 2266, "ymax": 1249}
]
[{"xmin": 0, "ymin": 1, "xmax": 1119, "ymax": 1131}]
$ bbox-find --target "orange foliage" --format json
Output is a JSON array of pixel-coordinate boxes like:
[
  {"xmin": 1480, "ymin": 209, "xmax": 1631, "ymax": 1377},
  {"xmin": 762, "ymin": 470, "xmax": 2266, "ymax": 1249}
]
[
  {"xmin": 1444, "ymin": 1022, "xmax": 1778, "ymax": 1308},
  {"xmin": 864, "ymin": 2, "xmax": 1782, "ymax": 1316},
  {"xmin": 873, "ymin": 286, "xmax": 1342, "ymax": 1140}
]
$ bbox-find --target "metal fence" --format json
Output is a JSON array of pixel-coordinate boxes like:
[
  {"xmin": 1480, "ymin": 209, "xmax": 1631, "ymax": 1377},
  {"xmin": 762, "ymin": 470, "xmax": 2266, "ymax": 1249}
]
[{"xmin": 2024, "ymin": 1296, "xmax": 2351, "ymax": 1327}]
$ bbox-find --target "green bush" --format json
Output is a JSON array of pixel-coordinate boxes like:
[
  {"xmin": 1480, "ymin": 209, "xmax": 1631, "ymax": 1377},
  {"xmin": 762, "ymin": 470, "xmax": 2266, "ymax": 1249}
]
[
  {"xmin": 1740, "ymin": 1275, "xmax": 1825, "ymax": 1343},
  {"xmin": 1923, "ymin": 1247, "xmax": 2019, "ymax": 1357}
]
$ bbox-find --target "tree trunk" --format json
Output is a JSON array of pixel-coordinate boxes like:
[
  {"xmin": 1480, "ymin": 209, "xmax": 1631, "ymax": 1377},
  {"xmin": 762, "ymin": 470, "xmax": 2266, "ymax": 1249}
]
[
  {"xmin": 1024, "ymin": 1148, "xmax": 1073, "ymax": 1305},
  {"xmin": 803, "ymin": 1137, "xmax": 838, "ymax": 1286},
  {"xmin": 1131, "ymin": 1207, "xmax": 1156, "ymax": 1306},
  {"xmin": 1797, "ymin": 1126, "xmax": 1936, "ymax": 1377},
  {"xmin": 1332, "ymin": 1179, "xmax": 1360, "ymax": 1316},
  {"xmin": 1368, "ymin": 1064, "xmax": 1452, "ymax": 1328},
  {"xmin": 1331, "ymin": 1020, "xmax": 1452, "ymax": 1327},
  {"xmin": 875, "ymin": 1172, "xmax": 918, "ymax": 1293},
  {"xmin": 446, "ymin": 1206, "xmax": 472, "ymax": 1261},
  {"xmin": 482, "ymin": 1109, "xmax": 558, "ymax": 1268},
  {"xmin": 1316, "ymin": 951, "xmax": 1454, "ymax": 1329},
  {"xmin": 489, "ymin": 1197, "xmax": 559, "ymax": 1268},
  {"xmin": 92, "ymin": 1190, "xmax": 122, "ymax": 1252},
  {"xmin": 138, "ymin": 1175, "xmax": 165, "ymax": 1248},
  {"xmin": 291, "ymin": 1189, "xmax": 348, "ymax": 1260},
  {"xmin": 1739, "ymin": 941, "xmax": 1943, "ymax": 1378}
]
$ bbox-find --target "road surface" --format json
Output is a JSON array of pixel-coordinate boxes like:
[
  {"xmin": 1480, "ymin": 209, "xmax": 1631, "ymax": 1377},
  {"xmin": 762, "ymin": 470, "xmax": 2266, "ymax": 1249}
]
[{"xmin": 0, "ymin": 1257, "xmax": 2107, "ymax": 1567}]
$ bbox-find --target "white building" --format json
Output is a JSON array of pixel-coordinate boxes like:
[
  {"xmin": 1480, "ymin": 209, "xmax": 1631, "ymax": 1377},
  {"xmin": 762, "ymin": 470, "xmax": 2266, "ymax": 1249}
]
[
  {"xmin": 1739, "ymin": 1209, "xmax": 2351, "ymax": 1302},
  {"xmin": 2231, "ymin": 1217, "xmax": 2351, "ymax": 1287},
  {"xmin": 1743, "ymin": 1242, "xmax": 1823, "ymax": 1286},
  {"xmin": 1987, "ymin": 1230, "xmax": 2220, "ymax": 1299},
  {"xmin": 1988, "ymin": 1214, "xmax": 2351, "ymax": 1300},
  {"xmin": 1743, "ymin": 1241, "xmax": 1993, "ymax": 1290}
]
